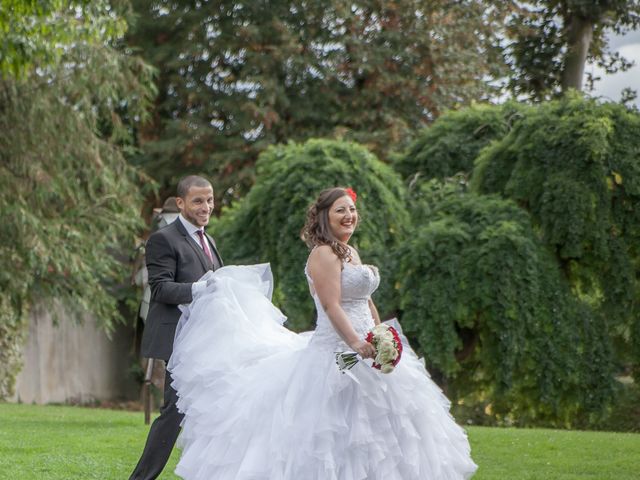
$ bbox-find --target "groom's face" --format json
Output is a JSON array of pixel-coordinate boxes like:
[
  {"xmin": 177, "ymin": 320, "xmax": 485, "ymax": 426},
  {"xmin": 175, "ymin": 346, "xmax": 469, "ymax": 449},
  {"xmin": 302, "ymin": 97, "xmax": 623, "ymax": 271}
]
[{"xmin": 177, "ymin": 185, "xmax": 214, "ymax": 227}]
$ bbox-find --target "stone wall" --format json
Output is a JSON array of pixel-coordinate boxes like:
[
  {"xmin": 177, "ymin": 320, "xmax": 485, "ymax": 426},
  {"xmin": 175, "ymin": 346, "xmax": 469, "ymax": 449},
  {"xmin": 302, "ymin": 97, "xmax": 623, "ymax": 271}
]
[{"xmin": 10, "ymin": 302, "xmax": 138, "ymax": 404}]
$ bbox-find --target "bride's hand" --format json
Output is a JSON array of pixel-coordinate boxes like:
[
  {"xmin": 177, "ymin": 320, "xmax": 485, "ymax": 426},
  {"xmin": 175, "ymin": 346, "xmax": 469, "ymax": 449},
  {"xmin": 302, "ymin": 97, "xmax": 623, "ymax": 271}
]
[{"xmin": 349, "ymin": 339, "xmax": 376, "ymax": 359}]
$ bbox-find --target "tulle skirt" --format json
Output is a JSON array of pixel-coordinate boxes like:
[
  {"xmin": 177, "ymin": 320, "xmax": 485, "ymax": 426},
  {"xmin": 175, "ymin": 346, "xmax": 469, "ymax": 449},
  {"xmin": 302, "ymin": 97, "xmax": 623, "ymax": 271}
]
[{"xmin": 168, "ymin": 265, "xmax": 477, "ymax": 479}]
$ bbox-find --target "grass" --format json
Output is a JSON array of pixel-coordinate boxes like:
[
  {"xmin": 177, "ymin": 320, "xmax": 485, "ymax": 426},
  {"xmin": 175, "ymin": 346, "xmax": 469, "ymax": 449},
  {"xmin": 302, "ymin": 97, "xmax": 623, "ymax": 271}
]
[
  {"xmin": 0, "ymin": 403, "xmax": 179, "ymax": 480},
  {"xmin": 470, "ymin": 426, "xmax": 640, "ymax": 479},
  {"xmin": 1, "ymin": 403, "xmax": 639, "ymax": 479}
]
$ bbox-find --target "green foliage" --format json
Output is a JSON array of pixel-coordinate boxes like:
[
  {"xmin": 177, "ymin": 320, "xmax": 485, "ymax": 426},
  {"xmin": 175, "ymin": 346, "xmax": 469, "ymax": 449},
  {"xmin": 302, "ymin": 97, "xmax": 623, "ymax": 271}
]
[
  {"xmin": 589, "ymin": 381, "xmax": 640, "ymax": 433},
  {"xmin": 393, "ymin": 97, "xmax": 640, "ymax": 426},
  {"xmin": 0, "ymin": 0, "xmax": 129, "ymax": 78},
  {"xmin": 0, "ymin": 297, "xmax": 28, "ymax": 398},
  {"xmin": 394, "ymin": 101, "xmax": 528, "ymax": 181},
  {"xmin": 396, "ymin": 180, "xmax": 615, "ymax": 426},
  {"xmin": 212, "ymin": 139, "xmax": 408, "ymax": 330},
  {"xmin": 126, "ymin": 0, "xmax": 509, "ymax": 204},
  {"xmin": 0, "ymin": 0, "xmax": 155, "ymax": 398},
  {"xmin": 472, "ymin": 94, "xmax": 640, "ymax": 378}
]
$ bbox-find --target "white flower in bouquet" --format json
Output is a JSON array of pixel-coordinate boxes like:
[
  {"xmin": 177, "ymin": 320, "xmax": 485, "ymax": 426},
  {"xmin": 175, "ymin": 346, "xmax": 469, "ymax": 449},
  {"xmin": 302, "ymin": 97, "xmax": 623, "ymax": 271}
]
[
  {"xmin": 376, "ymin": 342, "xmax": 398, "ymax": 365},
  {"xmin": 380, "ymin": 364, "xmax": 395, "ymax": 374}
]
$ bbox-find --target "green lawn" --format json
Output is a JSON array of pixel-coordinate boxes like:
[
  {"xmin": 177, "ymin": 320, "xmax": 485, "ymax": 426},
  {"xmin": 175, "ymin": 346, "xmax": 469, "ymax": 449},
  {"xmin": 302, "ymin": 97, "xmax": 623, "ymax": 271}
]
[{"xmin": 1, "ymin": 403, "xmax": 638, "ymax": 479}]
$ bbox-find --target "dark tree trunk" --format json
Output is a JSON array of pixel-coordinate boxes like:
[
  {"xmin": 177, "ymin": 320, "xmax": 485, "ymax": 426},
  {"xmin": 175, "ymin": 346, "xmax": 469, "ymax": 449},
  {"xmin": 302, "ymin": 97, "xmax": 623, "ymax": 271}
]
[{"xmin": 561, "ymin": 15, "xmax": 595, "ymax": 92}]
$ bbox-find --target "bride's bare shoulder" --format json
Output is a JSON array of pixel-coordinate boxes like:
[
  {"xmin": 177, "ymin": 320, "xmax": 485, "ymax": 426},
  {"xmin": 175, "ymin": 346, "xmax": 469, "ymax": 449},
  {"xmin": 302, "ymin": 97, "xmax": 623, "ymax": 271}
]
[{"xmin": 307, "ymin": 245, "xmax": 341, "ymax": 271}]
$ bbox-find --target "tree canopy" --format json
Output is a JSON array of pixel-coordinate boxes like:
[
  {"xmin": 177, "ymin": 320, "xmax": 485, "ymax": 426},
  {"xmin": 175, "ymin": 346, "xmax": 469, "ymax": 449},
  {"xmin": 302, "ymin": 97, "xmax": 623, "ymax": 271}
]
[
  {"xmin": 392, "ymin": 95, "xmax": 640, "ymax": 425},
  {"xmin": 0, "ymin": 0, "xmax": 154, "ymax": 398},
  {"xmin": 394, "ymin": 101, "xmax": 528, "ymax": 182},
  {"xmin": 472, "ymin": 94, "xmax": 640, "ymax": 378},
  {"xmin": 397, "ymin": 180, "xmax": 615, "ymax": 426},
  {"xmin": 124, "ymin": 0, "xmax": 640, "ymax": 207},
  {"xmin": 0, "ymin": 0, "xmax": 127, "ymax": 77},
  {"xmin": 126, "ymin": 0, "xmax": 509, "ymax": 204}
]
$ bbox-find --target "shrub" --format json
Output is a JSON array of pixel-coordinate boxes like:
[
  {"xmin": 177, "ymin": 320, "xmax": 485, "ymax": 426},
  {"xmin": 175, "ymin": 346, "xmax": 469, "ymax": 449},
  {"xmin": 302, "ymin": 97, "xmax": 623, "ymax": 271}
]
[
  {"xmin": 472, "ymin": 94, "xmax": 640, "ymax": 379},
  {"xmin": 394, "ymin": 102, "xmax": 527, "ymax": 182},
  {"xmin": 396, "ymin": 180, "xmax": 616, "ymax": 427}
]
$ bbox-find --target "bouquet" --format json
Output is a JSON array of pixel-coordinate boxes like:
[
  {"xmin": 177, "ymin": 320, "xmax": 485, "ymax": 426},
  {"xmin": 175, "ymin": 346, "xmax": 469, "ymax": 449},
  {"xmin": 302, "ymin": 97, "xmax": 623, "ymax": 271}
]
[{"xmin": 336, "ymin": 323, "xmax": 403, "ymax": 374}]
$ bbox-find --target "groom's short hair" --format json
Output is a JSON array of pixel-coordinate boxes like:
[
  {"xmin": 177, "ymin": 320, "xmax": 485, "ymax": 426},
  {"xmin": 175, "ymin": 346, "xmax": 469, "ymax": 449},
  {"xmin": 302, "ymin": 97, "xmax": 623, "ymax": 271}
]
[{"xmin": 177, "ymin": 175, "xmax": 212, "ymax": 198}]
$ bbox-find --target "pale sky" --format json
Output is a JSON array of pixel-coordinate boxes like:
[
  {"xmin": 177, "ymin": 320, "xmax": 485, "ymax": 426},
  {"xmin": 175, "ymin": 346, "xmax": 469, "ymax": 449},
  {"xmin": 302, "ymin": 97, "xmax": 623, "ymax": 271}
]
[{"xmin": 588, "ymin": 30, "xmax": 640, "ymax": 107}]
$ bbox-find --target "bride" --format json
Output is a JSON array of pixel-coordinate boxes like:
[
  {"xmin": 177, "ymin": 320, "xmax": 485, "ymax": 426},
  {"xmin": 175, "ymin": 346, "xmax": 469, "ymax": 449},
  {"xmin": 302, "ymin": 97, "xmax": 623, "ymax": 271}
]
[{"xmin": 168, "ymin": 187, "xmax": 478, "ymax": 479}]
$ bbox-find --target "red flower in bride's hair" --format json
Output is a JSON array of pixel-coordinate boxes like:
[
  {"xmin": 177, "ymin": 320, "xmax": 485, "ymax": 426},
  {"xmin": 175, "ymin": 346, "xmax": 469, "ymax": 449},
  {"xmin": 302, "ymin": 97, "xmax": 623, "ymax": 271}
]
[{"xmin": 345, "ymin": 187, "xmax": 357, "ymax": 202}]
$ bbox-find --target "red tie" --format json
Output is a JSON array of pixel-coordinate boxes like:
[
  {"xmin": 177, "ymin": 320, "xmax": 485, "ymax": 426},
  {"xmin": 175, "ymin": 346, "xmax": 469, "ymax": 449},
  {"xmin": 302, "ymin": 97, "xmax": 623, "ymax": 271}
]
[{"xmin": 196, "ymin": 230, "xmax": 214, "ymax": 263}]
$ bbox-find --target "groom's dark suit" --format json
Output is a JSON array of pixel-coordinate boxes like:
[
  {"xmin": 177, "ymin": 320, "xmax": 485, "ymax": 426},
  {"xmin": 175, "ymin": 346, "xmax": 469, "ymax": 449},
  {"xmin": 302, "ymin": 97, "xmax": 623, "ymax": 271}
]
[{"xmin": 130, "ymin": 217, "xmax": 222, "ymax": 480}]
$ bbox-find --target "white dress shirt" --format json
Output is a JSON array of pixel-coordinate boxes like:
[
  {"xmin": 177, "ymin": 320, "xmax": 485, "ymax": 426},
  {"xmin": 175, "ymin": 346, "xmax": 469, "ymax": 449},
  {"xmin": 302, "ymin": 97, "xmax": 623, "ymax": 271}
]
[{"xmin": 178, "ymin": 214, "xmax": 211, "ymax": 296}]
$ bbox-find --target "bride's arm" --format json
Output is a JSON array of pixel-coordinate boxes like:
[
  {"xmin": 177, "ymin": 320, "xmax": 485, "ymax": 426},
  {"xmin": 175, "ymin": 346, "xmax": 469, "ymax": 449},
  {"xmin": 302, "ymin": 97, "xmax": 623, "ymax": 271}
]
[{"xmin": 307, "ymin": 246, "xmax": 376, "ymax": 359}]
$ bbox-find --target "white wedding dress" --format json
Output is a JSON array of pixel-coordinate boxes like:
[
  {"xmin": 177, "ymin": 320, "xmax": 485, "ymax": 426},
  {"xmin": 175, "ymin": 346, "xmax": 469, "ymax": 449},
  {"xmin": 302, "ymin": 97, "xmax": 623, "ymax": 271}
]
[{"xmin": 168, "ymin": 262, "xmax": 477, "ymax": 480}]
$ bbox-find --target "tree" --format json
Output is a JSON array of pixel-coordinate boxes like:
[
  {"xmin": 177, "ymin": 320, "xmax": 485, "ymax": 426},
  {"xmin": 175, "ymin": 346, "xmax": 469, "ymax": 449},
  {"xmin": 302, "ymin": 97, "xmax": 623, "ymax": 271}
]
[
  {"xmin": 211, "ymin": 138, "xmax": 408, "ymax": 330},
  {"xmin": 506, "ymin": 0, "xmax": 640, "ymax": 99},
  {"xmin": 396, "ymin": 180, "xmax": 615, "ymax": 426},
  {"xmin": 393, "ymin": 101, "xmax": 528, "ymax": 182},
  {"xmin": 392, "ymin": 96, "xmax": 640, "ymax": 425},
  {"xmin": 0, "ymin": 0, "xmax": 154, "ymax": 398},
  {"xmin": 126, "ymin": 0, "xmax": 509, "ymax": 204},
  {"xmin": 472, "ymin": 94, "xmax": 640, "ymax": 380},
  {"xmin": 2, "ymin": 0, "xmax": 85, "ymax": 76}
]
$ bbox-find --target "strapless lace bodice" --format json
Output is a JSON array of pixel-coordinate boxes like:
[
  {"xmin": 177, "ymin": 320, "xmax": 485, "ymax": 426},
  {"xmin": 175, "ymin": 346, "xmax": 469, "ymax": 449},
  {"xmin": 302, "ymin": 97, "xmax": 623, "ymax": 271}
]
[{"xmin": 306, "ymin": 262, "xmax": 380, "ymax": 350}]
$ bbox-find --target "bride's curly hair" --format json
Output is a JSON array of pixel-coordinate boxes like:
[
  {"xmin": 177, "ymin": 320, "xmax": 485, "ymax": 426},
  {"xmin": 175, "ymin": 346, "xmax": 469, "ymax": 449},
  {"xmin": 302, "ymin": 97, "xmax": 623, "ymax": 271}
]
[{"xmin": 301, "ymin": 187, "xmax": 353, "ymax": 262}]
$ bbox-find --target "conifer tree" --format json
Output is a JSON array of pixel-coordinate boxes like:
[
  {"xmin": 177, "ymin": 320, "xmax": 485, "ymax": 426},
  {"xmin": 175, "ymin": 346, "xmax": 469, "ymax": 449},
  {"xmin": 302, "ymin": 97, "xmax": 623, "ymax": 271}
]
[{"xmin": 127, "ymin": 0, "xmax": 509, "ymax": 202}]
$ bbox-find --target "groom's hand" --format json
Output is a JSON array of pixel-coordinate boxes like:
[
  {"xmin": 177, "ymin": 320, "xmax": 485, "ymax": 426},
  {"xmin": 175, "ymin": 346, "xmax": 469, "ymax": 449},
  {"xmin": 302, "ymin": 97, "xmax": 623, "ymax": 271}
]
[
  {"xmin": 192, "ymin": 281, "xmax": 207, "ymax": 296},
  {"xmin": 192, "ymin": 277, "xmax": 217, "ymax": 297}
]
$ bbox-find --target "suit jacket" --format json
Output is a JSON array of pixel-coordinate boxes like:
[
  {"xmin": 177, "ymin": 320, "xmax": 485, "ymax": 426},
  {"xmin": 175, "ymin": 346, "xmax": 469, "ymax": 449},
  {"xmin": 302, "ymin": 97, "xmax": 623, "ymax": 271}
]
[{"xmin": 140, "ymin": 219, "xmax": 223, "ymax": 361}]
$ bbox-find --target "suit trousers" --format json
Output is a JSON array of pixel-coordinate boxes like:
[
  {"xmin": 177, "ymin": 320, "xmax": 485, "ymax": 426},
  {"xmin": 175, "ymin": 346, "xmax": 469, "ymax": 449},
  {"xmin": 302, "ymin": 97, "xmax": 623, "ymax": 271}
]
[{"xmin": 129, "ymin": 366, "xmax": 183, "ymax": 480}]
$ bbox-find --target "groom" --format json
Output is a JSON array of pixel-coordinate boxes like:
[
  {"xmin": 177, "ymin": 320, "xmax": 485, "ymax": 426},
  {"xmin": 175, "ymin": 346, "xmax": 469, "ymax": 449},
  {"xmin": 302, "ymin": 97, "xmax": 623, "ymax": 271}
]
[{"xmin": 130, "ymin": 175, "xmax": 223, "ymax": 480}]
